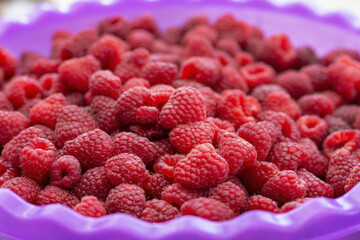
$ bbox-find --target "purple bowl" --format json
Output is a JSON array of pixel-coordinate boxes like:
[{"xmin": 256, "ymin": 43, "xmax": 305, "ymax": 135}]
[{"xmin": 1, "ymin": 0, "xmax": 360, "ymax": 239}]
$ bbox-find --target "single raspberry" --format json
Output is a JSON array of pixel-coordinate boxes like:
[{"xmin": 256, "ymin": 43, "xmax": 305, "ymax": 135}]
[
  {"xmin": 50, "ymin": 30, "xmax": 72, "ymax": 59},
  {"xmin": 257, "ymin": 120, "xmax": 279, "ymax": 144},
  {"xmin": 263, "ymin": 92, "xmax": 301, "ymax": 120},
  {"xmin": 98, "ymin": 16, "xmax": 129, "ymax": 38},
  {"xmin": 159, "ymin": 87, "xmax": 206, "ymax": 129},
  {"xmin": 275, "ymin": 70, "xmax": 313, "ymax": 99},
  {"xmin": 2, "ymin": 177, "xmax": 40, "ymax": 204},
  {"xmin": 121, "ymin": 78, "xmax": 150, "ymax": 93},
  {"xmin": 301, "ymin": 64, "xmax": 330, "ymax": 91},
  {"xmin": 279, "ymin": 198, "xmax": 311, "ymax": 213},
  {"xmin": 261, "ymin": 170, "xmax": 307, "ymax": 205},
  {"xmin": 141, "ymin": 199, "xmax": 180, "ymax": 222},
  {"xmin": 182, "ymin": 15, "xmax": 210, "ymax": 33},
  {"xmin": 322, "ymin": 48, "xmax": 360, "ymax": 66},
  {"xmin": 128, "ymin": 124, "xmax": 166, "ymax": 140},
  {"xmin": 0, "ymin": 46, "xmax": 18, "ymax": 79},
  {"xmin": 147, "ymin": 84, "xmax": 175, "ymax": 110},
  {"xmin": 225, "ymin": 175, "xmax": 249, "ymax": 198},
  {"xmin": 239, "ymin": 63, "xmax": 275, "ymax": 90},
  {"xmin": 74, "ymin": 196, "xmax": 106, "ymax": 218},
  {"xmin": 90, "ymin": 96, "xmax": 120, "ymax": 133},
  {"xmin": 214, "ymin": 14, "xmax": 252, "ymax": 45},
  {"xmin": 345, "ymin": 163, "xmax": 360, "ymax": 192},
  {"xmin": 31, "ymin": 58, "xmax": 61, "ymax": 78},
  {"xmin": 239, "ymin": 161, "xmax": 280, "ymax": 195},
  {"xmin": 183, "ymin": 34, "xmax": 215, "ymax": 58},
  {"xmin": 39, "ymin": 74, "xmax": 67, "ymax": 97},
  {"xmin": 333, "ymin": 105, "xmax": 360, "ymax": 126},
  {"xmin": 153, "ymin": 139, "xmax": 177, "ymax": 157},
  {"xmin": 0, "ymin": 92, "xmax": 12, "ymax": 111},
  {"xmin": 216, "ymin": 37, "xmax": 240, "ymax": 56},
  {"xmin": 183, "ymin": 24, "xmax": 217, "ymax": 45},
  {"xmin": 322, "ymin": 130, "xmax": 358, "ymax": 158},
  {"xmin": 204, "ymin": 117, "xmax": 235, "ymax": 134},
  {"xmin": 246, "ymin": 195, "xmax": 279, "ymax": 213},
  {"xmin": 105, "ymin": 183, "xmax": 146, "ymax": 216},
  {"xmin": 141, "ymin": 61, "xmax": 178, "ymax": 85},
  {"xmin": 234, "ymin": 51, "xmax": 254, "ymax": 66},
  {"xmin": 251, "ymin": 84, "xmax": 288, "ymax": 104},
  {"xmin": 59, "ymin": 55, "xmax": 100, "ymax": 93},
  {"xmin": 322, "ymin": 90, "xmax": 344, "ymax": 108},
  {"xmin": 113, "ymin": 132, "xmax": 157, "ymax": 165},
  {"xmin": 153, "ymin": 154, "xmax": 185, "ymax": 179},
  {"xmin": 180, "ymin": 57, "xmax": 221, "ymax": 86},
  {"xmin": 36, "ymin": 186, "xmax": 79, "ymax": 208},
  {"xmin": 89, "ymin": 70, "xmax": 122, "ymax": 99},
  {"xmin": 127, "ymin": 29, "xmax": 154, "ymax": 50},
  {"xmin": 325, "ymin": 115, "xmax": 351, "ymax": 135},
  {"xmin": 0, "ymin": 110, "xmax": 29, "ymax": 146},
  {"xmin": 17, "ymin": 99, "xmax": 41, "ymax": 118},
  {"xmin": 161, "ymin": 183, "xmax": 208, "ymax": 207},
  {"xmin": 297, "ymin": 168, "xmax": 333, "ymax": 198},
  {"xmin": 60, "ymin": 29, "xmax": 98, "ymax": 59},
  {"xmin": 298, "ymin": 94, "xmax": 334, "ymax": 118},
  {"xmin": 198, "ymin": 87, "xmax": 219, "ymax": 118},
  {"xmin": 292, "ymin": 46, "xmax": 318, "ymax": 69},
  {"xmin": 0, "ymin": 166, "xmax": 19, "ymax": 186},
  {"xmin": 49, "ymin": 155, "xmax": 81, "ymax": 189},
  {"xmin": 296, "ymin": 115, "xmax": 328, "ymax": 147},
  {"xmin": 214, "ymin": 65, "xmax": 248, "ymax": 93},
  {"xmin": 144, "ymin": 173, "xmax": 171, "ymax": 199},
  {"xmin": 130, "ymin": 15, "xmax": 158, "ymax": 34}
]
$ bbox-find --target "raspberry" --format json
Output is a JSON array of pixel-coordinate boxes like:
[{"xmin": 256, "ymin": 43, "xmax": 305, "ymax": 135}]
[
  {"xmin": 180, "ymin": 57, "xmax": 221, "ymax": 86},
  {"xmin": 131, "ymin": 15, "xmax": 158, "ymax": 34},
  {"xmin": 50, "ymin": 30, "xmax": 71, "ymax": 59},
  {"xmin": 183, "ymin": 24, "xmax": 217, "ymax": 45},
  {"xmin": 90, "ymin": 96, "xmax": 120, "ymax": 133},
  {"xmin": 153, "ymin": 154, "xmax": 185, "ymax": 179},
  {"xmin": 60, "ymin": 29, "xmax": 98, "ymax": 59},
  {"xmin": 148, "ymin": 84, "xmax": 175, "ymax": 110},
  {"xmin": 74, "ymin": 196, "xmax": 106, "ymax": 218},
  {"xmin": 141, "ymin": 61, "xmax": 178, "ymax": 85},
  {"xmin": 261, "ymin": 170, "xmax": 307, "ymax": 204},
  {"xmin": 237, "ymin": 122, "xmax": 272, "ymax": 161},
  {"xmin": 275, "ymin": 70, "xmax": 313, "ymax": 99},
  {"xmin": 29, "ymin": 93, "xmax": 67, "ymax": 129},
  {"xmin": 183, "ymin": 34, "xmax": 215, "ymax": 58},
  {"xmin": 144, "ymin": 173, "xmax": 171, "ymax": 199},
  {"xmin": 292, "ymin": 46, "xmax": 318, "ymax": 69},
  {"xmin": 153, "ymin": 139, "xmax": 177, "ymax": 157},
  {"xmin": 105, "ymin": 183, "xmax": 146, "ymax": 217},
  {"xmin": 257, "ymin": 120, "xmax": 279, "ymax": 144},
  {"xmin": 239, "ymin": 63, "xmax": 275, "ymax": 90},
  {"xmin": 322, "ymin": 130, "xmax": 358, "ymax": 158},
  {"xmin": 0, "ymin": 46, "xmax": 18, "ymax": 79},
  {"xmin": 2, "ymin": 177, "xmax": 40, "ymax": 204},
  {"xmin": 59, "ymin": 55, "xmax": 100, "ymax": 93},
  {"xmin": 246, "ymin": 195, "xmax": 279, "ymax": 213},
  {"xmin": 239, "ymin": 161, "xmax": 280, "ymax": 195},
  {"xmin": 98, "ymin": 16, "xmax": 129, "ymax": 38},
  {"xmin": 182, "ymin": 15, "xmax": 210, "ymax": 33},
  {"xmin": 20, "ymin": 137, "xmax": 56, "ymax": 183},
  {"xmin": 162, "ymin": 183, "xmax": 208, "ymax": 207},
  {"xmin": 298, "ymin": 94, "xmax": 334, "ymax": 118},
  {"xmin": 141, "ymin": 199, "xmax": 180, "ymax": 222},
  {"xmin": 0, "ymin": 92, "xmax": 12, "ymax": 111},
  {"xmin": 345, "ymin": 163, "xmax": 360, "ymax": 192},
  {"xmin": 279, "ymin": 198, "xmax": 311, "ymax": 213},
  {"xmin": 19, "ymin": 51, "xmax": 42, "ymax": 74},
  {"xmin": 209, "ymin": 181, "xmax": 247, "ymax": 214},
  {"xmin": 204, "ymin": 117, "xmax": 235, "ymax": 134},
  {"xmin": 297, "ymin": 168, "xmax": 333, "ymax": 198},
  {"xmin": 214, "ymin": 65, "xmax": 248, "ymax": 93},
  {"xmin": 121, "ymin": 78, "xmax": 150, "ymax": 92},
  {"xmin": 73, "ymin": 166, "xmax": 113, "ymax": 201},
  {"xmin": 127, "ymin": 30, "xmax": 154, "ymax": 50},
  {"xmin": 39, "ymin": 74, "xmax": 67, "ymax": 97},
  {"xmin": 175, "ymin": 143, "xmax": 229, "ymax": 188},
  {"xmin": 89, "ymin": 70, "xmax": 122, "ymax": 99},
  {"xmin": 0, "ymin": 110, "xmax": 29, "ymax": 146},
  {"xmin": 49, "ymin": 155, "xmax": 81, "ymax": 189},
  {"xmin": 105, "ymin": 153, "xmax": 149, "ymax": 186},
  {"xmin": 36, "ymin": 185, "xmax": 79, "ymax": 208},
  {"xmin": 169, "ymin": 121, "xmax": 215, "ymax": 153},
  {"xmin": 181, "ymin": 198, "xmax": 234, "ymax": 221},
  {"xmin": 198, "ymin": 87, "xmax": 219, "ymax": 117},
  {"xmin": 296, "ymin": 115, "xmax": 328, "ymax": 147},
  {"xmin": 234, "ymin": 51, "xmax": 254, "ymax": 66},
  {"xmin": 325, "ymin": 115, "xmax": 351, "ymax": 135},
  {"xmin": 0, "ymin": 166, "xmax": 19, "ymax": 186},
  {"xmin": 251, "ymin": 84, "xmax": 288, "ymax": 104},
  {"xmin": 128, "ymin": 124, "xmax": 166, "ymax": 140},
  {"xmin": 301, "ymin": 64, "xmax": 330, "ymax": 91},
  {"xmin": 88, "ymin": 34, "xmax": 126, "ymax": 71},
  {"xmin": 55, "ymin": 105, "xmax": 97, "ymax": 147},
  {"xmin": 5, "ymin": 76, "xmax": 42, "ymax": 109},
  {"xmin": 159, "ymin": 87, "xmax": 206, "ymax": 129},
  {"xmin": 263, "ymin": 91, "xmax": 301, "ymax": 120},
  {"xmin": 333, "ymin": 105, "xmax": 360, "ymax": 126},
  {"xmin": 63, "ymin": 129, "xmax": 112, "ymax": 170},
  {"xmin": 32, "ymin": 58, "xmax": 61, "ymax": 78},
  {"xmin": 113, "ymin": 132, "xmax": 157, "ymax": 165},
  {"xmin": 322, "ymin": 48, "xmax": 360, "ymax": 66},
  {"xmin": 216, "ymin": 37, "xmax": 240, "ymax": 56}
]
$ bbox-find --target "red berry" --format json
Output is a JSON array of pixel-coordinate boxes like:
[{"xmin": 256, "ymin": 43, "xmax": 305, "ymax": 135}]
[
  {"xmin": 297, "ymin": 168, "xmax": 333, "ymax": 198},
  {"xmin": 301, "ymin": 64, "xmax": 330, "ymax": 91},
  {"xmin": 131, "ymin": 15, "xmax": 158, "ymax": 34},
  {"xmin": 0, "ymin": 110, "xmax": 29, "ymax": 146},
  {"xmin": 89, "ymin": 70, "xmax": 122, "ymax": 99},
  {"xmin": 141, "ymin": 199, "xmax": 180, "ymax": 222},
  {"xmin": 246, "ymin": 195, "xmax": 279, "ymax": 213},
  {"xmin": 345, "ymin": 163, "xmax": 360, "ymax": 192},
  {"xmin": 251, "ymin": 84, "xmax": 288, "ymax": 104},
  {"xmin": 39, "ymin": 74, "xmax": 67, "ymax": 97},
  {"xmin": 144, "ymin": 173, "xmax": 171, "ymax": 199},
  {"xmin": 49, "ymin": 155, "xmax": 81, "ymax": 189},
  {"xmin": 2, "ymin": 177, "xmax": 40, "ymax": 204},
  {"xmin": 279, "ymin": 198, "xmax": 311, "ymax": 213},
  {"xmin": 74, "ymin": 196, "xmax": 106, "ymax": 218},
  {"xmin": 153, "ymin": 139, "xmax": 177, "ymax": 157},
  {"xmin": 323, "ymin": 48, "xmax": 360, "ymax": 66},
  {"xmin": 298, "ymin": 93, "xmax": 334, "ymax": 117},
  {"xmin": 296, "ymin": 115, "xmax": 328, "ymax": 146},
  {"xmin": 162, "ymin": 183, "xmax": 208, "ymax": 207},
  {"xmin": 214, "ymin": 65, "xmax": 248, "ymax": 93},
  {"xmin": 32, "ymin": 58, "xmax": 61, "ymax": 78},
  {"xmin": 292, "ymin": 46, "xmax": 318, "ymax": 69},
  {"xmin": 141, "ymin": 61, "xmax": 178, "ymax": 85},
  {"xmin": 121, "ymin": 78, "xmax": 150, "ymax": 93},
  {"xmin": 263, "ymin": 91, "xmax": 301, "ymax": 120},
  {"xmin": 180, "ymin": 57, "xmax": 221, "ymax": 86},
  {"xmin": 153, "ymin": 154, "xmax": 185, "ymax": 179},
  {"xmin": 127, "ymin": 29, "xmax": 154, "ymax": 50},
  {"xmin": 115, "ymin": 48, "xmax": 150, "ymax": 82},
  {"xmin": 322, "ymin": 130, "xmax": 358, "ymax": 158},
  {"xmin": 90, "ymin": 96, "xmax": 120, "ymax": 133},
  {"xmin": 275, "ymin": 70, "xmax": 313, "ymax": 99},
  {"xmin": 0, "ymin": 92, "xmax": 12, "ymax": 111},
  {"xmin": 98, "ymin": 16, "xmax": 129, "ymax": 38},
  {"xmin": 0, "ymin": 46, "xmax": 18, "ymax": 79},
  {"xmin": 257, "ymin": 120, "xmax": 279, "ymax": 144},
  {"xmin": 333, "ymin": 105, "xmax": 360, "ymax": 126},
  {"xmin": 36, "ymin": 185, "xmax": 79, "ymax": 208},
  {"xmin": 239, "ymin": 63, "xmax": 275, "ymax": 90},
  {"xmin": 325, "ymin": 115, "xmax": 351, "ymax": 135}
]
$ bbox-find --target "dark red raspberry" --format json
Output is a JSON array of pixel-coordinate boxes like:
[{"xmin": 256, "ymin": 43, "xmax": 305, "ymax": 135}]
[
  {"xmin": 181, "ymin": 198, "xmax": 234, "ymax": 221},
  {"xmin": 322, "ymin": 48, "xmax": 360, "ymax": 66},
  {"xmin": 121, "ymin": 78, "xmax": 150, "ymax": 93},
  {"xmin": 90, "ymin": 96, "xmax": 120, "ymax": 133},
  {"xmin": 36, "ymin": 185, "xmax": 79, "ymax": 208},
  {"xmin": 322, "ymin": 130, "xmax": 358, "ymax": 158},
  {"xmin": 279, "ymin": 198, "xmax": 311, "ymax": 213},
  {"xmin": 60, "ymin": 29, "xmax": 98, "ymax": 59},
  {"xmin": 0, "ymin": 46, "xmax": 18, "ymax": 79},
  {"xmin": 246, "ymin": 195, "xmax": 279, "ymax": 213},
  {"xmin": 0, "ymin": 92, "xmax": 12, "ymax": 111},
  {"xmin": 257, "ymin": 120, "xmax": 279, "ymax": 144},
  {"xmin": 89, "ymin": 70, "xmax": 122, "ymax": 99},
  {"xmin": 263, "ymin": 91, "xmax": 301, "ymax": 120},
  {"xmin": 141, "ymin": 61, "xmax": 178, "ymax": 85},
  {"xmin": 301, "ymin": 64, "xmax": 330, "ymax": 91},
  {"xmin": 345, "ymin": 163, "xmax": 360, "ymax": 192},
  {"xmin": 98, "ymin": 16, "xmax": 129, "ymax": 38},
  {"xmin": 59, "ymin": 55, "xmax": 100, "ymax": 93},
  {"xmin": 325, "ymin": 115, "xmax": 351, "ymax": 135},
  {"xmin": 127, "ymin": 29, "xmax": 154, "ymax": 50},
  {"xmin": 333, "ymin": 105, "xmax": 360, "ymax": 126},
  {"xmin": 322, "ymin": 90, "xmax": 344, "ymax": 108},
  {"xmin": 182, "ymin": 15, "xmax": 210, "ymax": 33},
  {"xmin": 183, "ymin": 24, "xmax": 217, "ymax": 45},
  {"xmin": 115, "ymin": 48, "xmax": 150, "ymax": 82},
  {"xmin": 153, "ymin": 139, "xmax": 177, "ymax": 157},
  {"xmin": 292, "ymin": 46, "xmax": 318, "ymax": 69},
  {"xmin": 239, "ymin": 161, "xmax": 280, "ymax": 195},
  {"xmin": 74, "ymin": 196, "xmax": 106, "ymax": 218},
  {"xmin": 225, "ymin": 175, "xmax": 249, "ymax": 198},
  {"xmin": 261, "ymin": 170, "xmax": 307, "ymax": 204},
  {"xmin": 20, "ymin": 51, "xmax": 42, "ymax": 74},
  {"xmin": 153, "ymin": 154, "xmax": 185, "ymax": 179},
  {"xmin": 180, "ymin": 57, "xmax": 221, "ymax": 86},
  {"xmin": 141, "ymin": 199, "xmax": 180, "ymax": 222},
  {"xmin": 143, "ymin": 173, "xmax": 171, "ymax": 199},
  {"xmin": 50, "ymin": 30, "xmax": 72, "ymax": 59},
  {"xmin": 66, "ymin": 92, "xmax": 85, "ymax": 106},
  {"xmin": 298, "ymin": 94, "xmax": 334, "ymax": 117},
  {"xmin": 251, "ymin": 84, "xmax": 288, "ymax": 105},
  {"xmin": 239, "ymin": 63, "xmax": 275, "ymax": 91},
  {"xmin": 275, "ymin": 70, "xmax": 313, "ymax": 99},
  {"xmin": 128, "ymin": 124, "xmax": 166, "ymax": 140},
  {"xmin": 131, "ymin": 15, "xmax": 158, "ymax": 34},
  {"xmin": 296, "ymin": 115, "xmax": 328, "ymax": 146},
  {"xmin": 113, "ymin": 132, "xmax": 157, "ymax": 165},
  {"xmin": 214, "ymin": 65, "xmax": 248, "ymax": 93},
  {"xmin": 49, "ymin": 155, "xmax": 81, "ymax": 189},
  {"xmin": 162, "ymin": 183, "xmax": 208, "ymax": 207},
  {"xmin": 297, "ymin": 168, "xmax": 333, "ymax": 198},
  {"xmin": 159, "ymin": 87, "xmax": 206, "ymax": 129},
  {"xmin": 0, "ymin": 110, "xmax": 29, "ymax": 146},
  {"xmin": 105, "ymin": 183, "xmax": 146, "ymax": 217},
  {"xmin": 55, "ymin": 105, "xmax": 97, "ymax": 147},
  {"xmin": 2, "ymin": 177, "xmax": 40, "ymax": 204}
]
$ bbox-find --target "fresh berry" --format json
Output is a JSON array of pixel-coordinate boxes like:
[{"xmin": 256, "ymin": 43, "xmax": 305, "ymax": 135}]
[
  {"xmin": 143, "ymin": 173, "xmax": 171, "ymax": 199},
  {"xmin": 263, "ymin": 91, "xmax": 301, "ymax": 120},
  {"xmin": 161, "ymin": 183, "xmax": 208, "ymax": 207},
  {"xmin": 0, "ymin": 46, "xmax": 18, "ymax": 79},
  {"xmin": 345, "ymin": 163, "xmax": 360, "ymax": 192},
  {"xmin": 74, "ymin": 196, "xmax": 106, "ymax": 217},
  {"xmin": 2, "ymin": 177, "xmax": 40, "ymax": 204},
  {"xmin": 297, "ymin": 168, "xmax": 333, "ymax": 198},
  {"xmin": 275, "ymin": 70, "xmax": 313, "ymax": 99},
  {"xmin": 153, "ymin": 154, "xmax": 185, "ymax": 179},
  {"xmin": 279, "ymin": 198, "xmax": 311, "ymax": 213},
  {"xmin": 296, "ymin": 115, "xmax": 328, "ymax": 146},
  {"xmin": 89, "ymin": 70, "xmax": 122, "ymax": 99},
  {"xmin": 246, "ymin": 195, "xmax": 279, "ymax": 213},
  {"xmin": 322, "ymin": 130, "xmax": 358, "ymax": 158},
  {"xmin": 0, "ymin": 110, "xmax": 29, "ymax": 146},
  {"xmin": 98, "ymin": 16, "xmax": 129, "ymax": 38},
  {"xmin": 239, "ymin": 63, "xmax": 275, "ymax": 90},
  {"xmin": 90, "ymin": 96, "xmax": 120, "ymax": 133},
  {"xmin": 298, "ymin": 93, "xmax": 334, "ymax": 117},
  {"xmin": 121, "ymin": 78, "xmax": 150, "ymax": 93},
  {"xmin": 251, "ymin": 84, "xmax": 288, "ymax": 104},
  {"xmin": 141, "ymin": 61, "xmax": 178, "ymax": 85},
  {"xmin": 141, "ymin": 199, "xmax": 180, "ymax": 222},
  {"xmin": 266, "ymin": 142, "xmax": 307, "ymax": 171},
  {"xmin": 325, "ymin": 115, "xmax": 351, "ymax": 134},
  {"xmin": 333, "ymin": 105, "xmax": 360, "ymax": 126},
  {"xmin": 180, "ymin": 57, "xmax": 221, "ymax": 86},
  {"xmin": 214, "ymin": 65, "xmax": 248, "ymax": 93},
  {"xmin": 36, "ymin": 185, "xmax": 79, "ymax": 208},
  {"xmin": 323, "ymin": 48, "xmax": 360, "ymax": 66},
  {"xmin": 0, "ymin": 92, "xmax": 13, "ymax": 111},
  {"xmin": 115, "ymin": 48, "xmax": 150, "ymax": 82},
  {"xmin": 301, "ymin": 64, "xmax": 330, "ymax": 91},
  {"xmin": 49, "ymin": 155, "xmax": 81, "ymax": 189}
]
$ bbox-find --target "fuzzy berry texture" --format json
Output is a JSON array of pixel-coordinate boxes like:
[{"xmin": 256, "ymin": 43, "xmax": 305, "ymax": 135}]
[
  {"xmin": 36, "ymin": 185, "xmax": 79, "ymax": 208},
  {"xmin": 74, "ymin": 196, "xmax": 106, "ymax": 218}
]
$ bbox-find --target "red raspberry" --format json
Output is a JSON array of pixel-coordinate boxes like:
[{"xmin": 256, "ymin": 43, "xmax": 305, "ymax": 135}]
[
  {"xmin": 234, "ymin": 51, "xmax": 254, "ymax": 66},
  {"xmin": 0, "ymin": 46, "xmax": 18, "ymax": 79},
  {"xmin": 63, "ymin": 129, "xmax": 112, "ymax": 170},
  {"xmin": 345, "ymin": 163, "xmax": 360, "ymax": 192},
  {"xmin": 183, "ymin": 34, "xmax": 215, "ymax": 58},
  {"xmin": 89, "ymin": 70, "xmax": 122, "ymax": 99},
  {"xmin": 172, "ymin": 79, "xmax": 206, "ymax": 89},
  {"xmin": 263, "ymin": 91, "xmax": 301, "ymax": 120},
  {"xmin": 17, "ymin": 99, "xmax": 41, "ymax": 118},
  {"xmin": 261, "ymin": 170, "xmax": 307, "ymax": 204},
  {"xmin": 130, "ymin": 15, "xmax": 158, "ymax": 34},
  {"xmin": 198, "ymin": 87, "xmax": 219, "ymax": 118},
  {"xmin": 279, "ymin": 198, "xmax": 311, "ymax": 213},
  {"xmin": 322, "ymin": 130, "xmax": 358, "ymax": 158},
  {"xmin": 2, "ymin": 177, "xmax": 40, "ymax": 204},
  {"xmin": 292, "ymin": 46, "xmax": 318, "ymax": 69},
  {"xmin": 246, "ymin": 195, "xmax": 279, "ymax": 213},
  {"xmin": 169, "ymin": 121, "xmax": 215, "ymax": 153},
  {"xmin": 162, "ymin": 183, "xmax": 208, "ymax": 207},
  {"xmin": 239, "ymin": 63, "xmax": 275, "ymax": 90},
  {"xmin": 180, "ymin": 57, "xmax": 221, "ymax": 86},
  {"xmin": 159, "ymin": 87, "xmax": 206, "ymax": 129},
  {"xmin": 301, "ymin": 64, "xmax": 330, "ymax": 91},
  {"xmin": 355, "ymin": 115, "xmax": 360, "ymax": 130},
  {"xmin": 275, "ymin": 70, "xmax": 313, "ymax": 99},
  {"xmin": 105, "ymin": 153, "xmax": 149, "ymax": 186},
  {"xmin": 225, "ymin": 175, "xmax": 249, "ymax": 197},
  {"xmin": 128, "ymin": 124, "xmax": 166, "ymax": 140},
  {"xmin": 237, "ymin": 122, "xmax": 272, "ymax": 161},
  {"xmin": 0, "ymin": 166, "xmax": 19, "ymax": 186},
  {"xmin": 73, "ymin": 166, "xmax": 113, "ymax": 201},
  {"xmin": 90, "ymin": 96, "xmax": 120, "ymax": 133},
  {"xmin": 39, "ymin": 74, "xmax": 67, "ymax": 97},
  {"xmin": 296, "ymin": 115, "xmax": 328, "ymax": 147},
  {"xmin": 181, "ymin": 198, "xmax": 234, "ymax": 221},
  {"xmin": 20, "ymin": 51, "xmax": 42, "ymax": 74},
  {"xmin": 115, "ymin": 48, "xmax": 150, "ymax": 82},
  {"xmin": 251, "ymin": 84, "xmax": 288, "ymax": 104},
  {"xmin": 20, "ymin": 137, "xmax": 56, "ymax": 183},
  {"xmin": 141, "ymin": 61, "xmax": 178, "ymax": 85},
  {"xmin": 204, "ymin": 117, "xmax": 235, "ymax": 134},
  {"xmin": 74, "ymin": 196, "xmax": 106, "ymax": 218},
  {"xmin": 0, "ymin": 110, "xmax": 29, "ymax": 146},
  {"xmin": 257, "ymin": 120, "xmax": 279, "ymax": 144},
  {"xmin": 98, "ymin": 16, "xmax": 129, "ymax": 38},
  {"xmin": 49, "ymin": 155, "xmax": 81, "ymax": 189},
  {"xmin": 60, "ymin": 29, "xmax": 98, "ymax": 59},
  {"xmin": 153, "ymin": 139, "xmax": 177, "ymax": 157},
  {"xmin": 113, "ymin": 132, "xmax": 157, "ymax": 165},
  {"xmin": 0, "ymin": 92, "xmax": 12, "ymax": 111},
  {"xmin": 216, "ymin": 37, "xmax": 240, "ymax": 56},
  {"xmin": 59, "ymin": 55, "xmax": 100, "ymax": 93},
  {"xmin": 32, "ymin": 58, "xmax": 61, "ymax": 78},
  {"xmin": 105, "ymin": 183, "xmax": 146, "ymax": 216},
  {"xmin": 36, "ymin": 185, "xmax": 79, "ymax": 208},
  {"xmin": 144, "ymin": 173, "xmax": 170, "ymax": 199},
  {"xmin": 50, "ymin": 30, "xmax": 72, "ymax": 58},
  {"xmin": 239, "ymin": 161, "xmax": 280, "ymax": 195},
  {"xmin": 298, "ymin": 94, "xmax": 334, "ymax": 118},
  {"xmin": 121, "ymin": 78, "xmax": 150, "ymax": 93},
  {"xmin": 153, "ymin": 154, "xmax": 185, "ymax": 179},
  {"xmin": 127, "ymin": 30, "xmax": 154, "ymax": 50},
  {"xmin": 182, "ymin": 15, "xmax": 210, "ymax": 33},
  {"xmin": 297, "ymin": 168, "xmax": 333, "ymax": 198},
  {"xmin": 141, "ymin": 199, "xmax": 180, "ymax": 222},
  {"xmin": 55, "ymin": 105, "xmax": 97, "ymax": 147},
  {"xmin": 183, "ymin": 24, "xmax": 217, "ymax": 45},
  {"xmin": 322, "ymin": 48, "xmax": 360, "ymax": 66},
  {"xmin": 148, "ymin": 84, "xmax": 175, "ymax": 110},
  {"xmin": 323, "ymin": 90, "xmax": 344, "ymax": 108},
  {"xmin": 325, "ymin": 115, "xmax": 351, "ymax": 135},
  {"xmin": 175, "ymin": 143, "xmax": 229, "ymax": 188},
  {"xmin": 333, "ymin": 105, "xmax": 360, "ymax": 126},
  {"xmin": 214, "ymin": 65, "xmax": 248, "ymax": 93}
]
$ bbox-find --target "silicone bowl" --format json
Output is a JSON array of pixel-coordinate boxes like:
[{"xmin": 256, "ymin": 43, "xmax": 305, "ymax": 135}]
[{"xmin": 0, "ymin": 0, "xmax": 360, "ymax": 239}]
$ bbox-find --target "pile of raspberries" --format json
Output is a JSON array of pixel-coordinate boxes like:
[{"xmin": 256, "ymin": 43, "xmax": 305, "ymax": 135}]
[{"xmin": 0, "ymin": 13, "xmax": 359, "ymax": 222}]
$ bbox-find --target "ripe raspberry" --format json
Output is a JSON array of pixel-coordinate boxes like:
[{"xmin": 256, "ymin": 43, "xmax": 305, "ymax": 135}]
[
  {"xmin": 89, "ymin": 70, "xmax": 122, "ymax": 99},
  {"xmin": 141, "ymin": 199, "xmax": 180, "ymax": 222},
  {"xmin": 147, "ymin": 84, "xmax": 175, "ymax": 109},
  {"xmin": 128, "ymin": 124, "xmax": 166, "ymax": 140},
  {"xmin": 0, "ymin": 166, "xmax": 19, "ymax": 186},
  {"xmin": 204, "ymin": 117, "xmax": 235, "ymax": 134},
  {"xmin": 144, "ymin": 173, "xmax": 171, "ymax": 199},
  {"xmin": 105, "ymin": 183, "xmax": 145, "ymax": 216},
  {"xmin": 127, "ymin": 29, "xmax": 154, "ymax": 50},
  {"xmin": 345, "ymin": 163, "xmax": 360, "ymax": 192},
  {"xmin": 322, "ymin": 90, "xmax": 344, "ymax": 108},
  {"xmin": 198, "ymin": 87, "xmax": 219, "ymax": 118},
  {"xmin": 234, "ymin": 51, "xmax": 254, "ymax": 66},
  {"xmin": 36, "ymin": 185, "xmax": 79, "ymax": 208},
  {"xmin": 257, "ymin": 120, "xmax": 279, "ymax": 144},
  {"xmin": 121, "ymin": 78, "xmax": 150, "ymax": 93},
  {"xmin": 239, "ymin": 63, "xmax": 275, "ymax": 90},
  {"xmin": 20, "ymin": 51, "xmax": 42, "ymax": 74},
  {"xmin": 181, "ymin": 198, "xmax": 234, "ymax": 221},
  {"xmin": 279, "ymin": 198, "xmax": 311, "ymax": 213},
  {"xmin": 216, "ymin": 37, "xmax": 240, "ymax": 56},
  {"xmin": 322, "ymin": 130, "xmax": 358, "ymax": 158},
  {"xmin": 293, "ymin": 46, "xmax": 318, "ymax": 69},
  {"xmin": 297, "ymin": 168, "xmax": 333, "ymax": 198},
  {"xmin": 98, "ymin": 16, "xmax": 129, "ymax": 38},
  {"xmin": 153, "ymin": 139, "xmax": 177, "ymax": 157},
  {"xmin": 0, "ymin": 92, "xmax": 13, "ymax": 111},
  {"xmin": 61, "ymin": 29, "xmax": 98, "ymax": 59},
  {"xmin": 17, "ymin": 99, "xmax": 41, "ymax": 118},
  {"xmin": 105, "ymin": 153, "xmax": 149, "ymax": 186},
  {"xmin": 261, "ymin": 170, "xmax": 307, "ymax": 204},
  {"xmin": 113, "ymin": 132, "xmax": 157, "ymax": 165},
  {"xmin": 301, "ymin": 64, "xmax": 330, "ymax": 91},
  {"xmin": 55, "ymin": 105, "xmax": 97, "ymax": 147},
  {"xmin": 182, "ymin": 15, "xmax": 209, "ymax": 33},
  {"xmin": 162, "ymin": 183, "xmax": 208, "ymax": 207},
  {"xmin": 251, "ymin": 84, "xmax": 288, "ymax": 104},
  {"xmin": 180, "ymin": 57, "xmax": 221, "ymax": 86},
  {"xmin": 141, "ymin": 61, "xmax": 178, "ymax": 85},
  {"xmin": 333, "ymin": 105, "xmax": 360, "ymax": 126},
  {"xmin": 39, "ymin": 74, "xmax": 67, "ymax": 97},
  {"xmin": 2, "ymin": 177, "xmax": 40, "ymax": 204},
  {"xmin": 296, "ymin": 115, "xmax": 328, "ymax": 146},
  {"xmin": 31, "ymin": 58, "xmax": 61, "ymax": 78},
  {"xmin": 183, "ymin": 34, "xmax": 215, "ymax": 58},
  {"xmin": 59, "ymin": 55, "xmax": 100, "ymax": 93},
  {"xmin": 74, "ymin": 196, "xmax": 106, "ymax": 218},
  {"xmin": 246, "ymin": 195, "xmax": 279, "ymax": 213},
  {"xmin": 214, "ymin": 65, "xmax": 248, "ymax": 93},
  {"xmin": 325, "ymin": 115, "xmax": 351, "ymax": 135},
  {"xmin": 50, "ymin": 155, "xmax": 81, "ymax": 189},
  {"xmin": 115, "ymin": 48, "xmax": 150, "ymax": 82},
  {"xmin": 298, "ymin": 94, "xmax": 334, "ymax": 117},
  {"xmin": 159, "ymin": 87, "xmax": 206, "ymax": 129},
  {"xmin": 275, "ymin": 70, "xmax": 313, "ymax": 99},
  {"xmin": 90, "ymin": 96, "xmax": 120, "ymax": 133},
  {"xmin": 183, "ymin": 24, "xmax": 217, "ymax": 45},
  {"xmin": 172, "ymin": 79, "xmax": 206, "ymax": 89},
  {"xmin": 263, "ymin": 92, "xmax": 301, "ymax": 120},
  {"xmin": 0, "ymin": 46, "xmax": 18, "ymax": 79},
  {"xmin": 239, "ymin": 161, "xmax": 280, "ymax": 195},
  {"xmin": 153, "ymin": 154, "xmax": 185, "ymax": 179},
  {"xmin": 0, "ymin": 110, "xmax": 29, "ymax": 146},
  {"xmin": 322, "ymin": 48, "xmax": 360, "ymax": 66}
]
